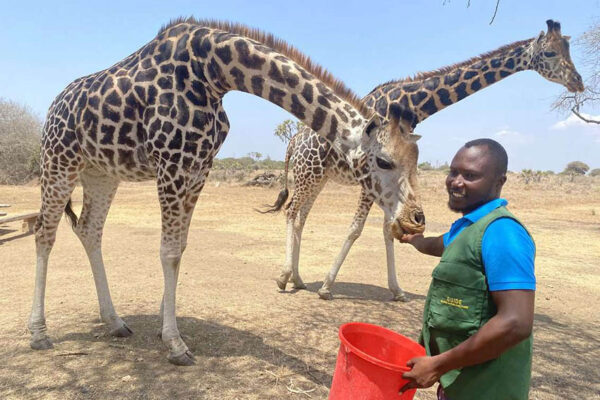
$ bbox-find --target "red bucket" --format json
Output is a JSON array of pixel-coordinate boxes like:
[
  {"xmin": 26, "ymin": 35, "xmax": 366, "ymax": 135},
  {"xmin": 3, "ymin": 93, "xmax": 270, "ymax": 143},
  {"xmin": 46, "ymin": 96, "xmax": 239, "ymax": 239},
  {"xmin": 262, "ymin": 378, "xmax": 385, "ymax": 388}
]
[{"xmin": 329, "ymin": 322, "xmax": 425, "ymax": 400}]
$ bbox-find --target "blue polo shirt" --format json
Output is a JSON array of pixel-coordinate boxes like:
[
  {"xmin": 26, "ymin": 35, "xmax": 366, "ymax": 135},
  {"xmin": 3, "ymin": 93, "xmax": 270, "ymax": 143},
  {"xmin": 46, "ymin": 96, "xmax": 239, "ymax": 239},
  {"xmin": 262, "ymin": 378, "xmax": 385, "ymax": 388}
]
[{"xmin": 443, "ymin": 198, "xmax": 536, "ymax": 291}]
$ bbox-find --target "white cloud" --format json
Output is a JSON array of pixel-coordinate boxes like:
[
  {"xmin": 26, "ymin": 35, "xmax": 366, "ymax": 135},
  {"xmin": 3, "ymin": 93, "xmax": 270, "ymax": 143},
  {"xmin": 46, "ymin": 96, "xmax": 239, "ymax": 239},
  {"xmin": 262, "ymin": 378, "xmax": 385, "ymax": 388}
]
[
  {"xmin": 551, "ymin": 113, "xmax": 600, "ymax": 129},
  {"xmin": 551, "ymin": 113, "xmax": 600, "ymax": 142},
  {"xmin": 494, "ymin": 129, "xmax": 534, "ymax": 145}
]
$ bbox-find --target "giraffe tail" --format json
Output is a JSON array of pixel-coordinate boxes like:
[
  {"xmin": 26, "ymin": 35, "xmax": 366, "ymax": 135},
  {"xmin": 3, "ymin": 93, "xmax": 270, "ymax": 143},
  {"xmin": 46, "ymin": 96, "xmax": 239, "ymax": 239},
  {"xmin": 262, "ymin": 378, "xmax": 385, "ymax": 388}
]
[
  {"xmin": 64, "ymin": 198, "xmax": 78, "ymax": 229},
  {"xmin": 256, "ymin": 134, "xmax": 295, "ymax": 214}
]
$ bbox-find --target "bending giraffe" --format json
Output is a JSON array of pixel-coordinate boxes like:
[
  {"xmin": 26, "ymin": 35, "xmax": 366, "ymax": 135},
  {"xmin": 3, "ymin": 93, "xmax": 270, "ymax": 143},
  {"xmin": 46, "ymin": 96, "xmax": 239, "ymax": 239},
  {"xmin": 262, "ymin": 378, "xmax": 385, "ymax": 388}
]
[
  {"xmin": 30, "ymin": 18, "xmax": 426, "ymax": 365},
  {"xmin": 265, "ymin": 20, "xmax": 583, "ymax": 301}
]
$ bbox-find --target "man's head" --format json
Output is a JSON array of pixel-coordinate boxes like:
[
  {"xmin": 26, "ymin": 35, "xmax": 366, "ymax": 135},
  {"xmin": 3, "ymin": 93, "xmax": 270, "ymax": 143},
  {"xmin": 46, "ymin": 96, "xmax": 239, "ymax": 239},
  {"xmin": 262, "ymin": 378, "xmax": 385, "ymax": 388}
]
[{"xmin": 446, "ymin": 139, "xmax": 508, "ymax": 215}]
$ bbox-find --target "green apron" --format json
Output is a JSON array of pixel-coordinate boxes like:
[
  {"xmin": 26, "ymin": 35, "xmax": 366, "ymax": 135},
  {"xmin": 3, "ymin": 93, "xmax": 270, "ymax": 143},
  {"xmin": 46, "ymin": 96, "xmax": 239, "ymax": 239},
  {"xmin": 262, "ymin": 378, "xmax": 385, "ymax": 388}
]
[{"xmin": 421, "ymin": 207, "xmax": 533, "ymax": 400}]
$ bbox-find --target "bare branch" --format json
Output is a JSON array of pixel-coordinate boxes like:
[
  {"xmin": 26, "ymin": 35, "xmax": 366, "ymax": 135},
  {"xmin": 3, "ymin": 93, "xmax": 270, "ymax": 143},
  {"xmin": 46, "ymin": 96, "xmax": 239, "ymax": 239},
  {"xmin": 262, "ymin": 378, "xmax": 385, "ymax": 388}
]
[
  {"xmin": 572, "ymin": 106, "xmax": 600, "ymax": 124},
  {"xmin": 489, "ymin": 0, "xmax": 501, "ymax": 25}
]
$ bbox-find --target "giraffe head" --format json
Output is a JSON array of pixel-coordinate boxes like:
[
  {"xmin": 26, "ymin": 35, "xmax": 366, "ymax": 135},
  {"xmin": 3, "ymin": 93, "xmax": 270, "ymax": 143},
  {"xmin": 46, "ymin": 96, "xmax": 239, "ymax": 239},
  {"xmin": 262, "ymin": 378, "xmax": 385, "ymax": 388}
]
[
  {"xmin": 355, "ymin": 104, "xmax": 425, "ymax": 239},
  {"xmin": 530, "ymin": 20, "xmax": 584, "ymax": 93}
]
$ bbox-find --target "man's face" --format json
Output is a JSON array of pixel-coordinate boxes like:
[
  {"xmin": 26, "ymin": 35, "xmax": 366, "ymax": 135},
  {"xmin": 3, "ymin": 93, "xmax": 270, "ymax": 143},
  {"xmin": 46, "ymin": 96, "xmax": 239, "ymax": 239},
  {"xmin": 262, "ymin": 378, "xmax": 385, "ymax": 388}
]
[{"xmin": 445, "ymin": 145, "xmax": 506, "ymax": 215}]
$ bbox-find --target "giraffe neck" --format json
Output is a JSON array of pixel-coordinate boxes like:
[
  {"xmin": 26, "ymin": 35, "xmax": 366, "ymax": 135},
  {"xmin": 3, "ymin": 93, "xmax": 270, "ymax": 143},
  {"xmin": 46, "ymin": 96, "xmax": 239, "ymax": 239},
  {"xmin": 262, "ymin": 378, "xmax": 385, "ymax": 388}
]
[
  {"xmin": 180, "ymin": 24, "xmax": 368, "ymax": 151},
  {"xmin": 363, "ymin": 38, "xmax": 537, "ymax": 124}
]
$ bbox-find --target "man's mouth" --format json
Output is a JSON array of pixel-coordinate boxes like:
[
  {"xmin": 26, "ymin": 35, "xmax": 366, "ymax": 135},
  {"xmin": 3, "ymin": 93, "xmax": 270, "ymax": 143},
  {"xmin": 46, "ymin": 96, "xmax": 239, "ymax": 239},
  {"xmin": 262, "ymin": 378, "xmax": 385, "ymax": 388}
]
[{"xmin": 449, "ymin": 191, "xmax": 465, "ymax": 199}]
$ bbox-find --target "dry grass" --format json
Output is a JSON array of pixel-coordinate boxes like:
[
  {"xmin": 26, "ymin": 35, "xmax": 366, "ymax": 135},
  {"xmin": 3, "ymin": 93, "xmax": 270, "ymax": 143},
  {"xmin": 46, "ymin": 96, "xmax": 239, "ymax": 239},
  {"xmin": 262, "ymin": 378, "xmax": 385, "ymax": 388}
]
[{"xmin": 0, "ymin": 171, "xmax": 598, "ymax": 400}]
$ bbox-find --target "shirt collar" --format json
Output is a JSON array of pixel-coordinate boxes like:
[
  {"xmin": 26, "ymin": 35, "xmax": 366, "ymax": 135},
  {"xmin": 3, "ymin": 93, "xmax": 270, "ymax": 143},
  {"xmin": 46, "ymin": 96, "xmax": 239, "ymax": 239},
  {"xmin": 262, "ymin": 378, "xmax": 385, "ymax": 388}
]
[{"xmin": 462, "ymin": 198, "xmax": 508, "ymax": 223}]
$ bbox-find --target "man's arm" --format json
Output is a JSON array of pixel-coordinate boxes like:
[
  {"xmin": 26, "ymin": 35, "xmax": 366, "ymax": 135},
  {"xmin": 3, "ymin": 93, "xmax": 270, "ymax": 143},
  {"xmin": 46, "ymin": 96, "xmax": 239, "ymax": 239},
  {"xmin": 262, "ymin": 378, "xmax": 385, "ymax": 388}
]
[
  {"xmin": 399, "ymin": 233, "xmax": 444, "ymax": 257},
  {"xmin": 400, "ymin": 289, "xmax": 535, "ymax": 392}
]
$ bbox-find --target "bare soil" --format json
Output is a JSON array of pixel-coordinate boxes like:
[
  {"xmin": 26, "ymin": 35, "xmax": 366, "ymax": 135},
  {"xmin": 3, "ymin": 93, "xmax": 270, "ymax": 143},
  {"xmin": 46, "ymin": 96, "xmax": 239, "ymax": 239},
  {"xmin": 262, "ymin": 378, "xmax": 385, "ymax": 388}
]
[{"xmin": 0, "ymin": 172, "xmax": 598, "ymax": 400}]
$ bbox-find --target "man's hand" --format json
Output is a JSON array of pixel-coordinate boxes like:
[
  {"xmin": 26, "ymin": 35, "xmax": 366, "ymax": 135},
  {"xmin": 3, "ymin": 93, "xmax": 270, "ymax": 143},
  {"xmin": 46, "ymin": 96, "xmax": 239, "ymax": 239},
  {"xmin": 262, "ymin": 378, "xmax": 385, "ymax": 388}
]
[
  {"xmin": 398, "ymin": 234, "xmax": 444, "ymax": 257},
  {"xmin": 400, "ymin": 356, "xmax": 443, "ymax": 393},
  {"xmin": 399, "ymin": 233, "xmax": 423, "ymax": 244}
]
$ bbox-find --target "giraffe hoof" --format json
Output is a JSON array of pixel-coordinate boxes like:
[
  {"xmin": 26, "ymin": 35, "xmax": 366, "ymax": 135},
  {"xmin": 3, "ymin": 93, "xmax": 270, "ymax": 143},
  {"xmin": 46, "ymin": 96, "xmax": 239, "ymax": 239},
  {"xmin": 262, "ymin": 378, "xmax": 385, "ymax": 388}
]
[
  {"xmin": 30, "ymin": 337, "xmax": 53, "ymax": 350},
  {"xmin": 317, "ymin": 289, "xmax": 333, "ymax": 300},
  {"xmin": 392, "ymin": 292, "xmax": 408, "ymax": 302},
  {"xmin": 276, "ymin": 277, "xmax": 288, "ymax": 290},
  {"xmin": 292, "ymin": 281, "xmax": 307, "ymax": 290},
  {"xmin": 168, "ymin": 350, "xmax": 196, "ymax": 366},
  {"xmin": 110, "ymin": 324, "xmax": 133, "ymax": 337}
]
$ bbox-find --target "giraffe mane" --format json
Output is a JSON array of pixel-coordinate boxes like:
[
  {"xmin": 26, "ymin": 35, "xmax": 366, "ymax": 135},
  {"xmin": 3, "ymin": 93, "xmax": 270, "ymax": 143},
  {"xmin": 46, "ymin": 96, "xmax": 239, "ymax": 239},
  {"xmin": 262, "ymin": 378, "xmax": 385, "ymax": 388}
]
[
  {"xmin": 159, "ymin": 17, "xmax": 371, "ymax": 118},
  {"xmin": 370, "ymin": 38, "xmax": 534, "ymax": 92}
]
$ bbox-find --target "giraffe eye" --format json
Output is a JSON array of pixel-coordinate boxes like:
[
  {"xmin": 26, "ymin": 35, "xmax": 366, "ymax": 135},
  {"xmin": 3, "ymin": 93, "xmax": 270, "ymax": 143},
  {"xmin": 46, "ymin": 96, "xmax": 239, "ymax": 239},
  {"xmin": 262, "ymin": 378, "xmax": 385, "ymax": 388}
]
[
  {"xmin": 376, "ymin": 157, "xmax": 394, "ymax": 170},
  {"xmin": 544, "ymin": 51, "xmax": 557, "ymax": 58}
]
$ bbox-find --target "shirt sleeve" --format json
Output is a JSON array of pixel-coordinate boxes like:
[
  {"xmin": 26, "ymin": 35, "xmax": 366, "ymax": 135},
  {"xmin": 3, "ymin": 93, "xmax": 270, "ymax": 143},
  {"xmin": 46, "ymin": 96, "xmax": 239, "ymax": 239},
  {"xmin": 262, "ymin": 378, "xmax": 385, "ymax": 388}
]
[
  {"xmin": 481, "ymin": 218, "xmax": 536, "ymax": 291},
  {"xmin": 442, "ymin": 232, "xmax": 450, "ymax": 248}
]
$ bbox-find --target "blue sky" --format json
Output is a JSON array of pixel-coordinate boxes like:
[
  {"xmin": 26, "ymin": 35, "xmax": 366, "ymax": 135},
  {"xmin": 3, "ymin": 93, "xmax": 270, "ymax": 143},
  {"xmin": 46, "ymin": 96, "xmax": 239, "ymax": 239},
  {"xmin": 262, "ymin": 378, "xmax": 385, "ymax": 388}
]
[{"xmin": 1, "ymin": 0, "xmax": 598, "ymax": 172}]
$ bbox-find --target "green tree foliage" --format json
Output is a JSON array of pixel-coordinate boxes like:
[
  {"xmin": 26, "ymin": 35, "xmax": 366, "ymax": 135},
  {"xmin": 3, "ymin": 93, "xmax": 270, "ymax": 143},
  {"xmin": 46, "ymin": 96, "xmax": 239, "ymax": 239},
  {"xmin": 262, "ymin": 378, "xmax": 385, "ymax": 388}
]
[
  {"xmin": 274, "ymin": 119, "xmax": 305, "ymax": 143},
  {"xmin": 418, "ymin": 161, "xmax": 433, "ymax": 171},
  {"xmin": 563, "ymin": 161, "xmax": 590, "ymax": 175},
  {"xmin": 0, "ymin": 99, "xmax": 42, "ymax": 184}
]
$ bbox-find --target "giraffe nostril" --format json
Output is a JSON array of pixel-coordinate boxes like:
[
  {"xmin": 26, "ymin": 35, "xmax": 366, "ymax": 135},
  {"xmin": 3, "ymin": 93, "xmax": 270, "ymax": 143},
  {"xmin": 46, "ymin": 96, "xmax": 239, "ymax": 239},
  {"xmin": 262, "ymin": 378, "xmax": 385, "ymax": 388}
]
[{"xmin": 412, "ymin": 211, "xmax": 425, "ymax": 225}]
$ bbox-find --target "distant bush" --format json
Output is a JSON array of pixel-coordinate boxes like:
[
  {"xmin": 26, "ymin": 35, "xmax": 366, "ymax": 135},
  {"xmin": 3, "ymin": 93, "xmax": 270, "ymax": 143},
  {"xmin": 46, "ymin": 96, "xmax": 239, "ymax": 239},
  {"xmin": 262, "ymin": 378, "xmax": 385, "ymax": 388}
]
[
  {"xmin": 212, "ymin": 156, "xmax": 285, "ymax": 171},
  {"xmin": 0, "ymin": 99, "xmax": 42, "ymax": 184},
  {"xmin": 590, "ymin": 168, "xmax": 600, "ymax": 177},
  {"xmin": 563, "ymin": 161, "xmax": 590, "ymax": 176},
  {"xmin": 418, "ymin": 161, "xmax": 434, "ymax": 171}
]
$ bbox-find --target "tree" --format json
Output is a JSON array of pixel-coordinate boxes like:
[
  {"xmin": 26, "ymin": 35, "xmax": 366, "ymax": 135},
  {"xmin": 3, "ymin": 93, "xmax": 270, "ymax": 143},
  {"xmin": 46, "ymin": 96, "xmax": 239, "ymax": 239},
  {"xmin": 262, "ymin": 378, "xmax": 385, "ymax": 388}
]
[
  {"xmin": 247, "ymin": 152, "xmax": 262, "ymax": 161},
  {"xmin": 563, "ymin": 161, "xmax": 590, "ymax": 176},
  {"xmin": 274, "ymin": 119, "xmax": 305, "ymax": 144},
  {"xmin": 0, "ymin": 99, "xmax": 42, "ymax": 184},
  {"xmin": 588, "ymin": 168, "xmax": 600, "ymax": 177},
  {"xmin": 553, "ymin": 21, "xmax": 600, "ymax": 124},
  {"xmin": 418, "ymin": 161, "xmax": 434, "ymax": 171}
]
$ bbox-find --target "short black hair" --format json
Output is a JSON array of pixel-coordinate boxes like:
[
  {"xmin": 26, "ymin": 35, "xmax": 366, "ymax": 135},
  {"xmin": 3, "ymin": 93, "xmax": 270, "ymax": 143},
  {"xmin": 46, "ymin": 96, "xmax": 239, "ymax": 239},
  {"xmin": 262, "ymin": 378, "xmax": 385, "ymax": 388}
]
[{"xmin": 464, "ymin": 138, "xmax": 508, "ymax": 176}]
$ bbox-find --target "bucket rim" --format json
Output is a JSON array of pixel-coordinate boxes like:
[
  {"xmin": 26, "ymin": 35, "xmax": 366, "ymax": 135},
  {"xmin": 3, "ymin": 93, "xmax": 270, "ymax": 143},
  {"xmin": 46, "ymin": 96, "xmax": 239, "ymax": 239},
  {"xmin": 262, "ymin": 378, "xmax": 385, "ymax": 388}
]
[{"xmin": 338, "ymin": 322, "xmax": 421, "ymax": 372}]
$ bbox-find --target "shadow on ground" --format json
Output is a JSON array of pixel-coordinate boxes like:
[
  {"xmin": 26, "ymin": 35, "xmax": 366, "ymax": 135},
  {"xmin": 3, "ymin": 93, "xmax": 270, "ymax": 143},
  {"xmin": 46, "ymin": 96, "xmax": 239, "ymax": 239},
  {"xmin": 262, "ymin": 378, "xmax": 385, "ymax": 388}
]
[{"xmin": 280, "ymin": 281, "xmax": 427, "ymax": 302}]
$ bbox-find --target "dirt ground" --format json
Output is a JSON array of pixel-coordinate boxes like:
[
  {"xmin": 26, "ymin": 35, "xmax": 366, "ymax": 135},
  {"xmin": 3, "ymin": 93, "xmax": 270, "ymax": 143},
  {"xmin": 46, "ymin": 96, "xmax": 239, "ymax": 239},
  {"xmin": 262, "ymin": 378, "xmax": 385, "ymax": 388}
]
[{"xmin": 0, "ymin": 171, "xmax": 598, "ymax": 400}]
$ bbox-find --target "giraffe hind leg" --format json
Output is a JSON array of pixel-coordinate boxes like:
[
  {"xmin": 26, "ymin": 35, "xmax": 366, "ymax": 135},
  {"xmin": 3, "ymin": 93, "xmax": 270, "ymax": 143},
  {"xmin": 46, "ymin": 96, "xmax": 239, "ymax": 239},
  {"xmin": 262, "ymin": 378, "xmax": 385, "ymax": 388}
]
[{"xmin": 29, "ymin": 169, "xmax": 79, "ymax": 350}]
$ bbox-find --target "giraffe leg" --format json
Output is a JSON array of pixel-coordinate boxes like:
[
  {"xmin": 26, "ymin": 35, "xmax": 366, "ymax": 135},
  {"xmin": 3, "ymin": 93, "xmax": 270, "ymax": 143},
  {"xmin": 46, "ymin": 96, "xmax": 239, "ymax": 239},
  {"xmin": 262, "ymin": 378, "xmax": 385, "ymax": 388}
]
[
  {"xmin": 318, "ymin": 190, "xmax": 372, "ymax": 300},
  {"xmin": 277, "ymin": 176, "xmax": 327, "ymax": 290},
  {"xmin": 156, "ymin": 168, "xmax": 203, "ymax": 366},
  {"xmin": 29, "ymin": 172, "xmax": 78, "ymax": 350},
  {"xmin": 383, "ymin": 224, "xmax": 407, "ymax": 302},
  {"xmin": 157, "ymin": 185, "xmax": 202, "ymax": 339},
  {"xmin": 73, "ymin": 169, "xmax": 133, "ymax": 337}
]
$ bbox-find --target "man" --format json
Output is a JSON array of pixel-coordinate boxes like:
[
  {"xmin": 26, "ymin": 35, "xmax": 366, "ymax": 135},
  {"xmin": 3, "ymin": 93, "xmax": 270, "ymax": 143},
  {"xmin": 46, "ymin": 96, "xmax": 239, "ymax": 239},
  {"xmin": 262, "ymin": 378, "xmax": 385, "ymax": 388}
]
[{"xmin": 399, "ymin": 139, "xmax": 536, "ymax": 400}]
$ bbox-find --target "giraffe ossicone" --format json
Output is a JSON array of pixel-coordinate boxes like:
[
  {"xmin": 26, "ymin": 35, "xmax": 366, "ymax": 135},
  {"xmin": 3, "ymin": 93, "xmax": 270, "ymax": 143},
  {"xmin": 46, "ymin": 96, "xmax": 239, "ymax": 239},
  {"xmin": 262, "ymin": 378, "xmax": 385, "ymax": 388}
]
[
  {"xmin": 29, "ymin": 18, "xmax": 425, "ymax": 365},
  {"xmin": 266, "ymin": 19, "xmax": 583, "ymax": 301}
]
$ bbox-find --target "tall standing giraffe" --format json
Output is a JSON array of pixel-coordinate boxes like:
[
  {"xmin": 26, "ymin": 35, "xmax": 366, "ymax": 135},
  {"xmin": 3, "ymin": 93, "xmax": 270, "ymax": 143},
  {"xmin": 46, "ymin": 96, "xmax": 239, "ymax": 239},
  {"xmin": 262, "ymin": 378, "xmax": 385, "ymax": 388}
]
[
  {"xmin": 266, "ymin": 20, "xmax": 583, "ymax": 301},
  {"xmin": 29, "ymin": 18, "xmax": 426, "ymax": 365}
]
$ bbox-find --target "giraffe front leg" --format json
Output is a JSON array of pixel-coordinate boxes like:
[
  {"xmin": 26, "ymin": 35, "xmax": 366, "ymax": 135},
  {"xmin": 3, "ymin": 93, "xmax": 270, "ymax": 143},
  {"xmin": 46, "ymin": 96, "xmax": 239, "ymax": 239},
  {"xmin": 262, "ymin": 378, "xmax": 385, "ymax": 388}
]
[
  {"xmin": 156, "ymin": 168, "xmax": 199, "ymax": 366},
  {"xmin": 157, "ymin": 187, "xmax": 200, "ymax": 339},
  {"xmin": 75, "ymin": 171, "xmax": 132, "ymax": 337},
  {"xmin": 318, "ymin": 192, "xmax": 372, "ymax": 300},
  {"xmin": 383, "ymin": 225, "xmax": 407, "ymax": 302}
]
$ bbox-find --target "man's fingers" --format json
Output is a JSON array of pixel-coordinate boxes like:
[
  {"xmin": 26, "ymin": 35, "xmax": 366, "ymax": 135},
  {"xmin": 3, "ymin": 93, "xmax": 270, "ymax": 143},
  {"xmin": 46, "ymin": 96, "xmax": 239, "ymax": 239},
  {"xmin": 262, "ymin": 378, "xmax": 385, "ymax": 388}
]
[
  {"xmin": 399, "ymin": 381, "xmax": 416, "ymax": 394},
  {"xmin": 406, "ymin": 358, "xmax": 416, "ymax": 367}
]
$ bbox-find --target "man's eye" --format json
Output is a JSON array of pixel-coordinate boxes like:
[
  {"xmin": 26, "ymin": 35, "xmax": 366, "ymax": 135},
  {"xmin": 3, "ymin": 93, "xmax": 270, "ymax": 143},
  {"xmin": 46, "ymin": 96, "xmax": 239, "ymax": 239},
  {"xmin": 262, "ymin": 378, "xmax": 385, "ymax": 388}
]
[{"xmin": 376, "ymin": 157, "xmax": 394, "ymax": 170}]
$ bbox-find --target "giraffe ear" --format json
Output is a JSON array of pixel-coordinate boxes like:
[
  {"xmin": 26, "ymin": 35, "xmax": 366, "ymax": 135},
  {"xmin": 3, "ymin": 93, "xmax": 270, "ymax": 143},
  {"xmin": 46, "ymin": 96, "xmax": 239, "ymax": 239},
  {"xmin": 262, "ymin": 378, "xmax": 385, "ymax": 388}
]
[
  {"xmin": 408, "ymin": 133, "xmax": 421, "ymax": 142},
  {"xmin": 564, "ymin": 35, "xmax": 571, "ymax": 41},
  {"xmin": 364, "ymin": 115, "xmax": 382, "ymax": 137},
  {"xmin": 537, "ymin": 31, "xmax": 545, "ymax": 43}
]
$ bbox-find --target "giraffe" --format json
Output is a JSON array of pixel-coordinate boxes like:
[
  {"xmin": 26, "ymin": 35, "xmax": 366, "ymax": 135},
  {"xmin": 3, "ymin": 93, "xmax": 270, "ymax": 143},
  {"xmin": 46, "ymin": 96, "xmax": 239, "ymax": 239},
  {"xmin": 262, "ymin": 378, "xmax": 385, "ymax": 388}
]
[
  {"xmin": 29, "ymin": 18, "xmax": 426, "ymax": 365},
  {"xmin": 266, "ymin": 19, "xmax": 584, "ymax": 301}
]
